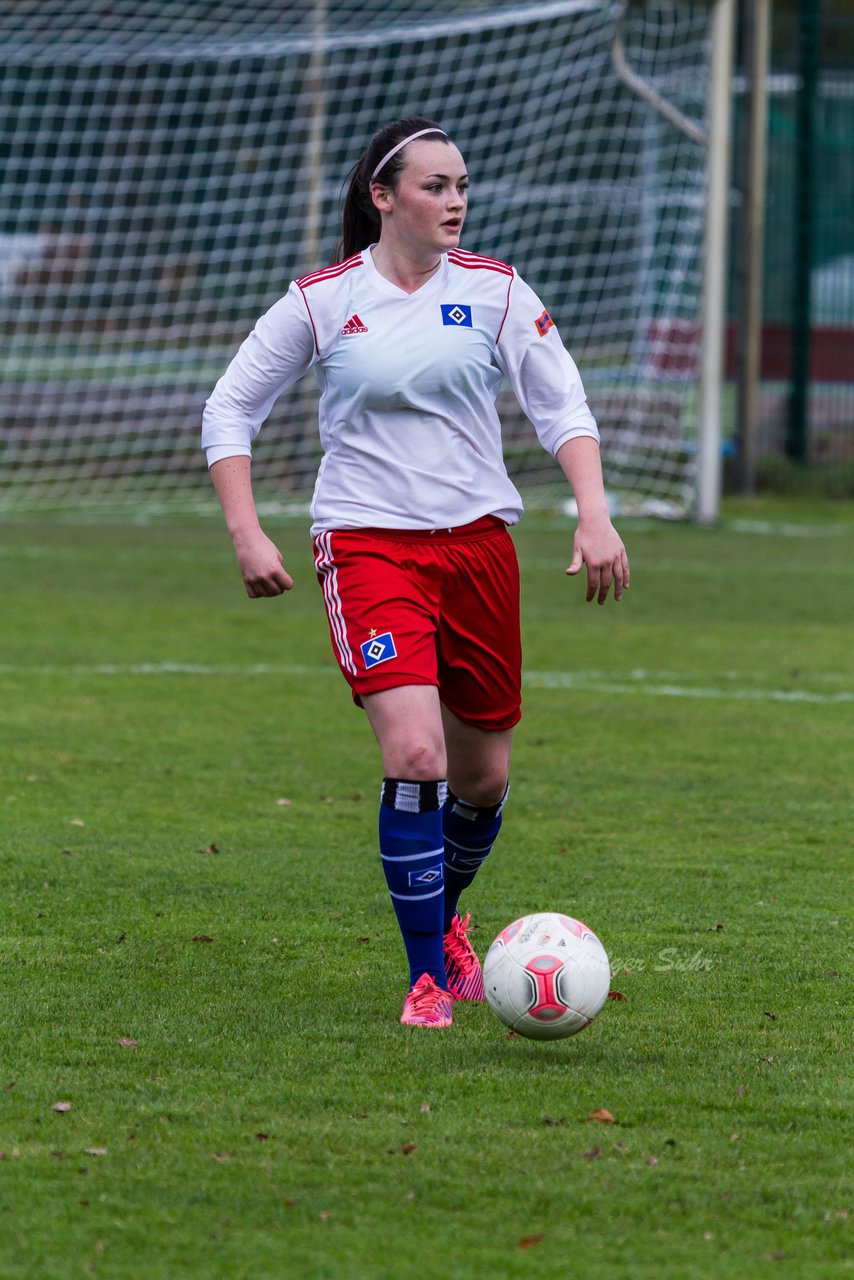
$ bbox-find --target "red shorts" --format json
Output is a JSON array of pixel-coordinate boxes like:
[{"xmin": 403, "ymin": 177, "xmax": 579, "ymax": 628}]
[{"xmin": 312, "ymin": 516, "xmax": 521, "ymax": 731}]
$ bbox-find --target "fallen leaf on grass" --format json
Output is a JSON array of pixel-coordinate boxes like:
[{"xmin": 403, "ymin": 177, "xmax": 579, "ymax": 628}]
[
  {"xmin": 517, "ymin": 1234, "xmax": 545, "ymax": 1250},
  {"xmin": 399, "ymin": 1143, "xmax": 417, "ymax": 1155},
  {"xmin": 730, "ymin": 1133, "xmax": 740, "ymax": 1141},
  {"xmin": 587, "ymin": 1108, "xmax": 616, "ymax": 1124},
  {"xmin": 117, "ymin": 1038, "xmax": 138, "ymax": 1049},
  {"xmin": 646, "ymin": 1157, "xmax": 659, "ymax": 1166},
  {"xmin": 504, "ymin": 1030, "xmax": 519, "ymax": 1041},
  {"xmin": 319, "ymin": 1211, "xmax": 331, "ymax": 1222},
  {"xmin": 736, "ymin": 1084, "xmax": 745, "ymax": 1097},
  {"xmin": 582, "ymin": 1147, "xmax": 602, "ymax": 1159},
  {"xmin": 420, "ymin": 1103, "xmax": 430, "ymax": 1113},
  {"xmin": 4, "ymin": 1081, "xmax": 15, "ymax": 1091},
  {"xmin": 764, "ymin": 1011, "xmax": 777, "ymax": 1020},
  {"xmin": 51, "ymin": 1101, "xmax": 72, "ymax": 1113},
  {"xmin": 70, "ymin": 819, "xmax": 85, "ymax": 827},
  {"xmin": 708, "ymin": 923, "xmax": 725, "ymax": 931},
  {"xmin": 541, "ymin": 1115, "xmax": 565, "ymax": 1126},
  {"xmin": 85, "ymin": 1148, "xmax": 107, "ymax": 1157},
  {"xmin": 199, "ymin": 843, "xmax": 219, "ymax": 854},
  {"xmin": 212, "ymin": 1153, "xmax": 230, "ymax": 1163},
  {"xmin": 356, "ymin": 936, "xmax": 370, "ymax": 944},
  {"xmin": 607, "ymin": 990, "xmax": 627, "ymax": 1002},
  {"xmin": 191, "ymin": 935, "xmax": 214, "ymax": 943},
  {"xmin": 276, "ymin": 798, "xmax": 292, "ymax": 806},
  {"xmin": 255, "ymin": 1133, "xmax": 271, "ymax": 1141}
]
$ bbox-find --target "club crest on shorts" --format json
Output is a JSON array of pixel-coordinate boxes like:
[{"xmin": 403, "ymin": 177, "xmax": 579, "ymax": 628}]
[
  {"xmin": 360, "ymin": 630, "xmax": 397, "ymax": 668},
  {"xmin": 441, "ymin": 304, "xmax": 472, "ymax": 327}
]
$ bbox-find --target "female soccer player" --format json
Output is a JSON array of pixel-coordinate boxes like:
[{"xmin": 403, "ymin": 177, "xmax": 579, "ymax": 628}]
[{"xmin": 202, "ymin": 116, "xmax": 629, "ymax": 1029}]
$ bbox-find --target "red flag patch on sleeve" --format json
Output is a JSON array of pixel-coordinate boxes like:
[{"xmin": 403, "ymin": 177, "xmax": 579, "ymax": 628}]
[{"xmin": 535, "ymin": 309, "xmax": 554, "ymax": 337}]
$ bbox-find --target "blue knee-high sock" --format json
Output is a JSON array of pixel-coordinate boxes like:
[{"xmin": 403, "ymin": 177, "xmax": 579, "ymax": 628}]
[
  {"xmin": 379, "ymin": 778, "xmax": 448, "ymax": 989},
  {"xmin": 442, "ymin": 785, "xmax": 509, "ymax": 932}
]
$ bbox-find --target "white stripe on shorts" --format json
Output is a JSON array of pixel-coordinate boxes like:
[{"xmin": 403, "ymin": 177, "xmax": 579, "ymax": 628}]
[{"xmin": 314, "ymin": 532, "xmax": 357, "ymax": 675}]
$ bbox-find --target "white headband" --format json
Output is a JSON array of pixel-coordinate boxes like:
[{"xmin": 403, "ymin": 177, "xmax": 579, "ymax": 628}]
[{"xmin": 370, "ymin": 128, "xmax": 447, "ymax": 183}]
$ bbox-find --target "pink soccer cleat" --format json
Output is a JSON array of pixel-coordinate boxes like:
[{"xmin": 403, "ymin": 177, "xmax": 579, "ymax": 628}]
[
  {"xmin": 443, "ymin": 912, "xmax": 486, "ymax": 1002},
  {"xmin": 400, "ymin": 973, "xmax": 454, "ymax": 1028}
]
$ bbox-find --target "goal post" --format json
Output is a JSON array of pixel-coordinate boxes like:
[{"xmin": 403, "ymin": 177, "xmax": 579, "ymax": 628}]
[{"xmin": 0, "ymin": 0, "xmax": 724, "ymax": 518}]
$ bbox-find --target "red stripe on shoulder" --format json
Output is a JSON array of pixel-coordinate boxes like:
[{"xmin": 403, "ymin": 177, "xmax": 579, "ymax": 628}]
[
  {"xmin": 296, "ymin": 253, "xmax": 363, "ymax": 289},
  {"xmin": 448, "ymin": 248, "xmax": 514, "ymax": 277}
]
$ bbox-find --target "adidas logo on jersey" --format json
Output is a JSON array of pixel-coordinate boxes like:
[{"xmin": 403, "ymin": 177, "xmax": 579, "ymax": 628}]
[{"xmin": 341, "ymin": 313, "xmax": 368, "ymax": 335}]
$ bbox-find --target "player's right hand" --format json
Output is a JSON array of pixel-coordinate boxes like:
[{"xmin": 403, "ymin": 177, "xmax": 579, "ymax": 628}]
[{"xmin": 232, "ymin": 529, "xmax": 294, "ymax": 598}]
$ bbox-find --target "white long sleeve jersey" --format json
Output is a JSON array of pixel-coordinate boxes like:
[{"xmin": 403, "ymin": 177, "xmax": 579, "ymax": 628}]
[{"xmin": 202, "ymin": 246, "xmax": 599, "ymax": 532}]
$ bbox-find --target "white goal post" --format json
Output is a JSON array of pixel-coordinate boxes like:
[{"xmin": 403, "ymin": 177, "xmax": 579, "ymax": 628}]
[{"xmin": 0, "ymin": 0, "xmax": 727, "ymax": 519}]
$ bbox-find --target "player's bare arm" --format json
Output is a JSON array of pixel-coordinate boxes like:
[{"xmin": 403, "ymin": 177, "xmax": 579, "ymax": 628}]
[
  {"xmin": 210, "ymin": 455, "xmax": 293, "ymax": 598},
  {"xmin": 557, "ymin": 435, "xmax": 629, "ymax": 605}
]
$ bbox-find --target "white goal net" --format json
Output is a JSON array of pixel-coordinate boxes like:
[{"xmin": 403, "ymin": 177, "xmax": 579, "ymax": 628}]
[{"xmin": 0, "ymin": 0, "xmax": 713, "ymax": 517}]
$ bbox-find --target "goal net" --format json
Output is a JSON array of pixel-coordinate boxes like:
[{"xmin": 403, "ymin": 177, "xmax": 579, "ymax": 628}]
[{"xmin": 0, "ymin": 0, "xmax": 713, "ymax": 517}]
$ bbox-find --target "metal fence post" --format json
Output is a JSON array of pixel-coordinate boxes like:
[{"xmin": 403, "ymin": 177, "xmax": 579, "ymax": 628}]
[
  {"xmin": 787, "ymin": 0, "xmax": 822, "ymax": 463},
  {"xmin": 696, "ymin": 0, "xmax": 737, "ymax": 523}
]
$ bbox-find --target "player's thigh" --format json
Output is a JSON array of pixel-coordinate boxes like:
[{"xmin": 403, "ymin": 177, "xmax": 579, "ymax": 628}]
[
  {"xmin": 442, "ymin": 703, "xmax": 513, "ymax": 805},
  {"xmin": 362, "ymin": 684, "xmax": 447, "ymax": 780}
]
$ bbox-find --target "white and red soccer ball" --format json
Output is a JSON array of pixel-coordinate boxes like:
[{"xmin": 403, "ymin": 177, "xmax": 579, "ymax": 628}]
[{"xmin": 483, "ymin": 912, "xmax": 610, "ymax": 1040}]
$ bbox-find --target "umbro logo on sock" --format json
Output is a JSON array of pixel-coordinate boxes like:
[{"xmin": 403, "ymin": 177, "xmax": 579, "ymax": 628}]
[{"xmin": 341, "ymin": 313, "xmax": 368, "ymax": 335}]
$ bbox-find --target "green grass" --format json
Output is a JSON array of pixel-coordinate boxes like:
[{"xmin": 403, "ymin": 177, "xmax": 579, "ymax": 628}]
[{"xmin": 1, "ymin": 497, "xmax": 852, "ymax": 1279}]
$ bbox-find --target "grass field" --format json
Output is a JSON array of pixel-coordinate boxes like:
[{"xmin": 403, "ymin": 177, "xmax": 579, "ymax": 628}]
[{"xmin": 1, "ymin": 496, "xmax": 852, "ymax": 1279}]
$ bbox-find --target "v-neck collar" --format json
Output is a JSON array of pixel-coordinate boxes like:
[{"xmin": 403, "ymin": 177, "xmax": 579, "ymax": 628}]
[{"xmin": 363, "ymin": 246, "xmax": 449, "ymax": 299}]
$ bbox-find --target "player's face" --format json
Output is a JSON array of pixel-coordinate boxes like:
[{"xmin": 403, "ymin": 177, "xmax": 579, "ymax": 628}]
[{"xmin": 375, "ymin": 140, "xmax": 468, "ymax": 255}]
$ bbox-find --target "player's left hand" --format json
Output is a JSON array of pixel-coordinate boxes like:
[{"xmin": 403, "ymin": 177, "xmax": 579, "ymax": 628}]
[{"xmin": 566, "ymin": 516, "xmax": 630, "ymax": 604}]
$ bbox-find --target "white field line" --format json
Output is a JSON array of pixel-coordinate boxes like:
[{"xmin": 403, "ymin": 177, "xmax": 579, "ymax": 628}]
[
  {"xmin": 726, "ymin": 519, "xmax": 852, "ymax": 538},
  {"xmin": 524, "ymin": 671, "xmax": 854, "ymax": 704},
  {"xmin": 0, "ymin": 662, "xmax": 850, "ymax": 705},
  {"xmin": 2, "ymin": 518, "xmax": 850, "ymax": 544}
]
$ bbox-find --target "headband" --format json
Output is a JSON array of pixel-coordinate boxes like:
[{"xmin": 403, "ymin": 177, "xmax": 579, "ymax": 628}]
[{"xmin": 370, "ymin": 128, "xmax": 447, "ymax": 183}]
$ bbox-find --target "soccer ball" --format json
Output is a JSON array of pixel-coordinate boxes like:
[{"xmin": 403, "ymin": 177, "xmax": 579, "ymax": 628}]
[{"xmin": 483, "ymin": 912, "xmax": 611, "ymax": 1040}]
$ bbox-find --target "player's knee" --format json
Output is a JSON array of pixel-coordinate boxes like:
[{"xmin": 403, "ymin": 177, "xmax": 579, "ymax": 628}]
[
  {"xmin": 398, "ymin": 740, "xmax": 447, "ymax": 780},
  {"xmin": 454, "ymin": 766, "xmax": 508, "ymax": 808},
  {"xmin": 381, "ymin": 734, "xmax": 446, "ymax": 781}
]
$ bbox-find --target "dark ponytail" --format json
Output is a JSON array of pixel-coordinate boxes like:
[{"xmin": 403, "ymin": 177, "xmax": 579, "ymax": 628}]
[{"xmin": 335, "ymin": 116, "xmax": 448, "ymax": 263}]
